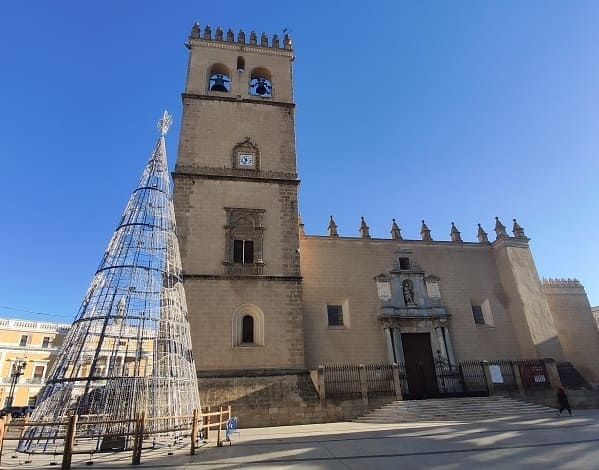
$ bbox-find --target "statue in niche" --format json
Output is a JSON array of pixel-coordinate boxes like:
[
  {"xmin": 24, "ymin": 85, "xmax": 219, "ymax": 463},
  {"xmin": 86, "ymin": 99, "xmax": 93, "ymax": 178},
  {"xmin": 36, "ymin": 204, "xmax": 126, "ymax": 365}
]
[{"xmin": 402, "ymin": 279, "xmax": 415, "ymax": 305}]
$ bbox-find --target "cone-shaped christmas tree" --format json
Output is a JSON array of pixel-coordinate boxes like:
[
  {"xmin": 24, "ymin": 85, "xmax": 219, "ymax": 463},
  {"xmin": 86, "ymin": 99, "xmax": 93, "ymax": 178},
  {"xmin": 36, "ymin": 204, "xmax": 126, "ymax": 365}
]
[{"xmin": 22, "ymin": 112, "xmax": 200, "ymax": 449}]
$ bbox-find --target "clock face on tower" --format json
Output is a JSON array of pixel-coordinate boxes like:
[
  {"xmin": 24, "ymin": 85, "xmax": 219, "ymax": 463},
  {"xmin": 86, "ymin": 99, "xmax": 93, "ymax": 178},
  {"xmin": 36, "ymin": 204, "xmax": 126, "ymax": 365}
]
[{"xmin": 238, "ymin": 153, "xmax": 255, "ymax": 168}]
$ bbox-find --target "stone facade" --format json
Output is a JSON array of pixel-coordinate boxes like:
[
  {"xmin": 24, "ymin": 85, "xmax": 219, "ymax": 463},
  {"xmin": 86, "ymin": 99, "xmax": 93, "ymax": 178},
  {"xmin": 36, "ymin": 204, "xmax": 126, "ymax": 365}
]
[
  {"xmin": 543, "ymin": 279, "xmax": 599, "ymax": 383},
  {"xmin": 196, "ymin": 370, "xmax": 387, "ymax": 426},
  {"xmin": 172, "ymin": 24, "xmax": 599, "ymax": 425},
  {"xmin": 173, "ymin": 27, "xmax": 304, "ymax": 374}
]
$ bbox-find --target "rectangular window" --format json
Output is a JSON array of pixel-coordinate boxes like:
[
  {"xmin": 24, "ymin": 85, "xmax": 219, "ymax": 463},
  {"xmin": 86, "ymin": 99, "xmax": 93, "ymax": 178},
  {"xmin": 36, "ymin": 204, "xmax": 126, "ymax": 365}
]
[
  {"xmin": 327, "ymin": 305, "xmax": 344, "ymax": 327},
  {"xmin": 33, "ymin": 366, "xmax": 45, "ymax": 379},
  {"xmin": 471, "ymin": 305, "xmax": 485, "ymax": 325},
  {"xmin": 41, "ymin": 336, "xmax": 51, "ymax": 348},
  {"xmin": 19, "ymin": 335, "xmax": 28, "ymax": 347},
  {"xmin": 28, "ymin": 396, "xmax": 37, "ymax": 407},
  {"xmin": 399, "ymin": 257, "xmax": 411, "ymax": 270},
  {"xmin": 471, "ymin": 299, "xmax": 495, "ymax": 327},
  {"xmin": 233, "ymin": 240, "xmax": 254, "ymax": 264}
]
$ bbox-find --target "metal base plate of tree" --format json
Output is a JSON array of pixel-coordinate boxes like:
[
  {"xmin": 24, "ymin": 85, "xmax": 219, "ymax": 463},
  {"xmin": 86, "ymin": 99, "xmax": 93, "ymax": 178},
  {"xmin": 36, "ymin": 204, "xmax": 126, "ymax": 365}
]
[{"xmin": 19, "ymin": 112, "xmax": 200, "ymax": 452}]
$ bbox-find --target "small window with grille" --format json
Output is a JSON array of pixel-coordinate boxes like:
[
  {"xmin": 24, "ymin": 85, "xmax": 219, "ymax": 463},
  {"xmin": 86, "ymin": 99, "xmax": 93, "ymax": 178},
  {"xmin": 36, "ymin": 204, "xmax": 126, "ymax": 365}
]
[
  {"xmin": 327, "ymin": 305, "xmax": 344, "ymax": 327},
  {"xmin": 471, "ymin": 299, "xmax": 495, "ymax": 327},
  {"xmin": 471, "ymin": 305, "xmax": 485, "ymax": 325}
]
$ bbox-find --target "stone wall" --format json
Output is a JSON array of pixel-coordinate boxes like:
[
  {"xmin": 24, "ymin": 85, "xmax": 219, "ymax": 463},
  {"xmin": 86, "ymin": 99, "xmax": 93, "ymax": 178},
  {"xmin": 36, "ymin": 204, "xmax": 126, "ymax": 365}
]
[
  {"xmin": 543, "ymin": 279, "xmax": 599, "ymax": 384},
  {"xmin": 185, "ymin": 278, "xmax": 304, "ymax": 370},
  {"xmin": 300, "ymin": 236, "xmax": 532, "ymax": 367},
  {"xmin": 492, "ymin": 239, "xmax": 564, "ymax": 360},
  {"xmin": 197, "ymin": 369, "xmax": 393, "ymax": 427}
]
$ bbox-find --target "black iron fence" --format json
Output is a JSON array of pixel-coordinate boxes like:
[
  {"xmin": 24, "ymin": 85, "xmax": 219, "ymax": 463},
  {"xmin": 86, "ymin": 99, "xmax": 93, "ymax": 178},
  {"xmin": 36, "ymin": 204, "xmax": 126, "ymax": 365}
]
[
  {"xmin": 364, "ymin": 364, "xmax": 394, "ymax": 398},
  {"xmin": 487, "ymin": 360, "xmax": 519, "ymax": 392},
  {"xmin": 321, "ymin": 359, "xmax": 551, "ymax": 400},
  {"xmin": 459, "ymin": 360, "xmax": 488, "ymax": 393},
  {"xmin": 323, "ymin": 364, "xmax": 362, "ymax": 398}
]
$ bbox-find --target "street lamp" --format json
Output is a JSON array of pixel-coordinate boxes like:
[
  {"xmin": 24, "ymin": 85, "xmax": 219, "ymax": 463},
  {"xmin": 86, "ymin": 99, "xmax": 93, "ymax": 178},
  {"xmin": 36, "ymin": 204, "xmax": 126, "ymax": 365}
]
[{"xmin": 7, "ymin": 357, "xmax": 27, "ymax": 408}]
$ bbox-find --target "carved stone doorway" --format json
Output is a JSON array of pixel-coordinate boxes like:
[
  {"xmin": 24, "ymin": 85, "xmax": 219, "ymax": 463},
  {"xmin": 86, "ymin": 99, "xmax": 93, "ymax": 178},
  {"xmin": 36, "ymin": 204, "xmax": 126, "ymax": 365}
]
[{"xmin": 401, "ymin": 333, "xmax": 438, "ymax": 399}]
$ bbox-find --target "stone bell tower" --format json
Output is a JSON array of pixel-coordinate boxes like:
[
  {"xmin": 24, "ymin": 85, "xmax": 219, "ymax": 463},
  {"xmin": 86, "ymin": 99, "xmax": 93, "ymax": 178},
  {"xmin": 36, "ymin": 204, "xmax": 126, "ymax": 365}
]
[{"xmin": 173, "ymin": 24, "xmax": 304, "ymax": 371}]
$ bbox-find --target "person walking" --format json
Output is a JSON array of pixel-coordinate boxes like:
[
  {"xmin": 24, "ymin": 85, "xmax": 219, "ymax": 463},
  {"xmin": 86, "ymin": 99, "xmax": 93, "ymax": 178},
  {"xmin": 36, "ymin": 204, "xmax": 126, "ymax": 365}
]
[{"xmin": 557, "ymin": 386, "xmax": 572, "ymax": 416}]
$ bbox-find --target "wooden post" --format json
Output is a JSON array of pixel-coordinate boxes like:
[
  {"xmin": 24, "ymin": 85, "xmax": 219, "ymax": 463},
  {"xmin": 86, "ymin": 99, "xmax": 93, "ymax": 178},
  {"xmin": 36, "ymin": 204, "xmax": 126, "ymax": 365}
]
[
  {"xmin": 132, "ymin": 411, "xmax": 145, "ymax": 465},
  {"xmin": 228, "ymin": 405, "xmax": 231, "ymax": 420},
  {"xmin": 131, "ymin": 414, "xmax": 140, "ymax": 465},
  {"xmin": 216, "ymin": 406, "xmax": 223, "ymax": 447},
  {"xmin": 190, "ymin": 409, "xmax": 199, "ymax": 455},
  {"xmin": 62, "ymin": 414, "xmax": 78, "ymax": 469},
  {"xmin": 392, "ymin": 363, "xmax": 403, "ymax": 399},
  {"xmin": 0, "ymin": 416, "xmax": 6, "ymax": 464},
  {"xmin": 205, "ymin": 406, "xmax": 210, "ymax": 440}
]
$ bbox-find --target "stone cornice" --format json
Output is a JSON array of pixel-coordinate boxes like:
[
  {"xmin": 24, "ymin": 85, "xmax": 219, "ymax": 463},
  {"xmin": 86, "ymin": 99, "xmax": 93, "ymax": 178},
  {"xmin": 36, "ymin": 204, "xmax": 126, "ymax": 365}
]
[
  {"xmin": 182, "ymin": 92, "xmax": 295, "ymax": 109},
  {"xmin": 300, "ymin": 235, "xmax": 492, "ymax": 248},
  {"xmin": 183, "ymin": 274, "xmax": 302, "ymax": 282},
  {"xmin": 491, "ymin": 236, "xmax": 530, "ymax": 249},
  {"xmin": 173, "ymin": 167, "xmax": 299, "ymax": 185},
  {"xmin": 188, "ymin": 38, "xmax": 294, "ymax": 58}
]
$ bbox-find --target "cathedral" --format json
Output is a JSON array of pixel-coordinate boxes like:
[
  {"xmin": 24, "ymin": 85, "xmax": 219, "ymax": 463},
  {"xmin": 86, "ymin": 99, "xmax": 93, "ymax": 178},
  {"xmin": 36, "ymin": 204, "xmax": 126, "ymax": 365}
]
[{"xmin": 172, "ymin": 24, "xmax": 599, "ymax": 425}]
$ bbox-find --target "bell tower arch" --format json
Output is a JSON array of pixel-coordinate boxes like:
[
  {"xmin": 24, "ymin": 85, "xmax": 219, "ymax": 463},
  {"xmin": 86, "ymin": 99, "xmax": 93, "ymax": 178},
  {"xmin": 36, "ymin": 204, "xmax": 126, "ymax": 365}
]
[{"xmin": 173, "ymin": 24, "xmax": 303, "ymax": 371}]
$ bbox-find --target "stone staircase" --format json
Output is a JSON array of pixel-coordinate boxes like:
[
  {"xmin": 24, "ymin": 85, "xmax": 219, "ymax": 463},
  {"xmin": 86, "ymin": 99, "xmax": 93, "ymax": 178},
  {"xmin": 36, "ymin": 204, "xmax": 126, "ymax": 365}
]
[{"xmin": 355, "ymin": 396, "xmax": 557, "ymax": 423}]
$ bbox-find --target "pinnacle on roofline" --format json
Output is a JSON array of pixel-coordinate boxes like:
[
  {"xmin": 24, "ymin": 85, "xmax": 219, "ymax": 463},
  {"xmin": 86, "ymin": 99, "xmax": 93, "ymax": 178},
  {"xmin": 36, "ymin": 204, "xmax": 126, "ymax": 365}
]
[
  {"xmin": 313, "ymin": 216, "xmax": 531, "ymax": 243},
  {"xmin": 190, "ymin": 23, "xmax": 292, "ymax": 50},
  {"xmin": 450, "ymin": 222, "xmax": 462, "ymax": 243}
]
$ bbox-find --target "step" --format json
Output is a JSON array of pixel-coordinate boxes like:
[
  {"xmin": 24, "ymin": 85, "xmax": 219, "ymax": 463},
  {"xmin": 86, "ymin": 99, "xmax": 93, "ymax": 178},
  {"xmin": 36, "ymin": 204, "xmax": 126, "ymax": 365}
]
[{"xmin": 354, "ymin": 396, "xmax": 556, "ymax": 423}]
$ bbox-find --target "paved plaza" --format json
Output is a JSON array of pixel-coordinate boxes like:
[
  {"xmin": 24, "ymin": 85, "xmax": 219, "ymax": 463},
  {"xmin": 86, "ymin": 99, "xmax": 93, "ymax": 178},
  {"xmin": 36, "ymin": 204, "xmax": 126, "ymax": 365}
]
[{"xmin": 2, "ymin": 411, "xmax": 599, "ymax": 469}]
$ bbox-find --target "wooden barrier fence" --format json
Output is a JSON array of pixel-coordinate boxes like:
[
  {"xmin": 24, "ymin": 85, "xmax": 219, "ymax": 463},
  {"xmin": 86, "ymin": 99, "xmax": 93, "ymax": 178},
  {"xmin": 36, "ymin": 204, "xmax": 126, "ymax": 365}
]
[{"xmin": 0, "ymin": 405, "xmax": 233, "ymax": 469}]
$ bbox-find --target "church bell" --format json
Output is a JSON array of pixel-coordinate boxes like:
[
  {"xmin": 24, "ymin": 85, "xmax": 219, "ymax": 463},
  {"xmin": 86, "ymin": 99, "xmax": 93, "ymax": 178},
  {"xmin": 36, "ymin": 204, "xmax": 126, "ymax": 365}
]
[
  {"xmin": 255, "ymin": 81, "xmax": 267, "ymax": 95},
  {"xmin": 210, "ymin": 74, "xmax": 229, "ymax": 92},
  {"xmin": 253, "ymin": 78, "xmax": 270, "ymax": 96}
]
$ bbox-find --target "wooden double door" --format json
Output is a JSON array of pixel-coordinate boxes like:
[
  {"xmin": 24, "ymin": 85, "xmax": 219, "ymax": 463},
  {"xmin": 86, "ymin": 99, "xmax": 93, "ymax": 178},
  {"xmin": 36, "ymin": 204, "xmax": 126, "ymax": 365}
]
[{"xmin": 402, "ymin": 333, "xmax": 438, "ymax": 399}]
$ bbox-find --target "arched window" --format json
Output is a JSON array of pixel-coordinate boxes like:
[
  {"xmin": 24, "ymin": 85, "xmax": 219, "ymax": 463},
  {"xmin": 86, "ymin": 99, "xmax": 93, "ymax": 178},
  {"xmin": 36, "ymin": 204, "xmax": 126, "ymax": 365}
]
[
  {"xmin": 232, "ymin": 304, "xmax": 264, "ymax": 347},
  {"xmin": 208, "ymin": 63, "xmax": 231, "ymax": 92},
  {"xmin": 241, "ymin": 315, "xmax": 254, "ymax": 343},
  {"xmin": 236, "ymin": 56, "xmax": 245, "ymax": 72},
  {"xmin": 249, "ymin": 67, "xmax": 272, "ymax": 97}
]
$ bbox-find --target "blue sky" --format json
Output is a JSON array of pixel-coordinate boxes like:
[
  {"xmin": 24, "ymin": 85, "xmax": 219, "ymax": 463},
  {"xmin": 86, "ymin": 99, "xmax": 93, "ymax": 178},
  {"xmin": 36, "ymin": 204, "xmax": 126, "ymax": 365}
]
[{"xmin": 1, "ymin": 1, "xmax": 598, "ymax": 322}]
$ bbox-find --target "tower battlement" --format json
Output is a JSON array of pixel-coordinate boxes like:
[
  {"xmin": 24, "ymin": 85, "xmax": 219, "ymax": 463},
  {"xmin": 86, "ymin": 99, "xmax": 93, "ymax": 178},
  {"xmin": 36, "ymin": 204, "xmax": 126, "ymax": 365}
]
[
  {"xmin": 189, "ymin": 23, "xmax": 292, "ymax": 51},
  {"xmin": 543, "ymin": 278, "xmax": 582, "ymax": 287}
]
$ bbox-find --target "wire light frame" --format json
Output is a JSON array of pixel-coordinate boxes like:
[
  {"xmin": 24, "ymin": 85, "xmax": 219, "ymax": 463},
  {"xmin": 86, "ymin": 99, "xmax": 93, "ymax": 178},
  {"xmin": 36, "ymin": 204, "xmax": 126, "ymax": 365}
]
[{"xmin": 21, "ymin": 112, "xmax": 200, "ymax": 451}]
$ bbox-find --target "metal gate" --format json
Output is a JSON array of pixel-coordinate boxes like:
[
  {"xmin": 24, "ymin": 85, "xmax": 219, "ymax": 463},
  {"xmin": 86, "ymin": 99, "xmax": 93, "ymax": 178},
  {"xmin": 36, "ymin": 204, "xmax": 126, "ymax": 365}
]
[{"xmin": 398, "ymin": 360, "xmax": 489, "ymax": 399}]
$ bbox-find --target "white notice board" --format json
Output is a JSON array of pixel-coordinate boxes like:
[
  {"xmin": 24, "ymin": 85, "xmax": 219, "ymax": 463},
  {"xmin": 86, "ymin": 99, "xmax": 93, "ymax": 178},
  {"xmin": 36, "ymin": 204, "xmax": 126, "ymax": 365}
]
[{"xmin": 490, "ymin": 365, "xmax": 504, "ymax": 384}]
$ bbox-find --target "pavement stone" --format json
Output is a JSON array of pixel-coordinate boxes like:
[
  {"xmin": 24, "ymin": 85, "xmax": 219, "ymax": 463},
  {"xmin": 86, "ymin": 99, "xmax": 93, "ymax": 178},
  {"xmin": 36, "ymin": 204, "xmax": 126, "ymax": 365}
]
[{"xmin": 1, "ymin": 411, "xmax": 598, "ymax": 469}]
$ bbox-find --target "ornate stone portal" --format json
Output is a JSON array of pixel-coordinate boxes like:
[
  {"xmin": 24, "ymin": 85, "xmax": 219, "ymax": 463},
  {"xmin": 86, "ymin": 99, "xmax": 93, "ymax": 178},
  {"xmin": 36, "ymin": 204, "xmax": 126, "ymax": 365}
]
[{"xmin": 375, "ymin": 250, "xmax": 456, "ymax": 367}]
